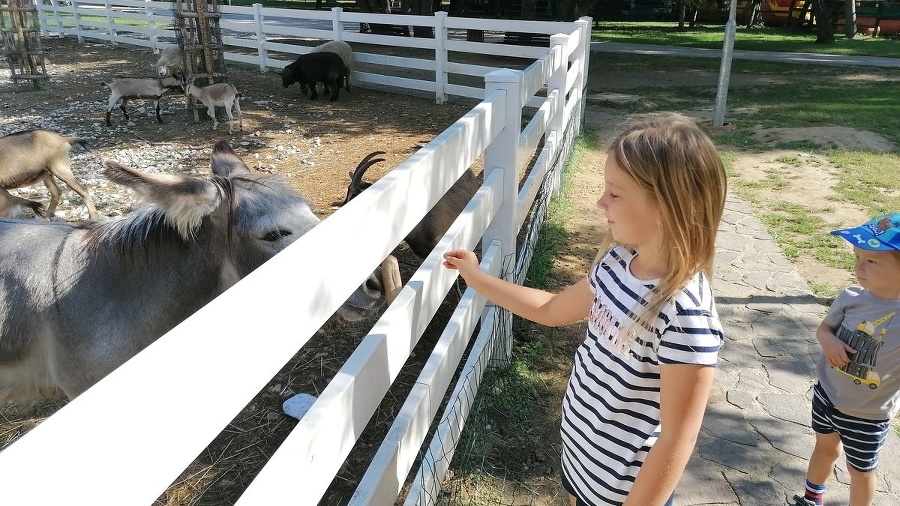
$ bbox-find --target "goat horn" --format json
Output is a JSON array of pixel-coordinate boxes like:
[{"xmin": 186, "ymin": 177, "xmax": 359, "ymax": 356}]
[
  {"xmin": 380, "ymin": 255, "xmax": 402, "ymax": 306},
  {"xmin": 350, "ymin": 151, "xmax": 386, "ymax": 186}
]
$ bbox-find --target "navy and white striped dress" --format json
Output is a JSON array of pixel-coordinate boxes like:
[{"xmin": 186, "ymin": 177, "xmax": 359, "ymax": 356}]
[{"xmin": 561, "ymin": 246, "xmax": 723, "ymax": 505}]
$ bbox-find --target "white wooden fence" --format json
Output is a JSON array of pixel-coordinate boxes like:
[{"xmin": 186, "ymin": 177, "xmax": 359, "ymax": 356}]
[
  {"xmin": 0, "ymin": 6, "xmax": 591, "ymax": 505},
  {"xmin": 34, "ymin": 0, "xmax": 582, "ymax": 104}
]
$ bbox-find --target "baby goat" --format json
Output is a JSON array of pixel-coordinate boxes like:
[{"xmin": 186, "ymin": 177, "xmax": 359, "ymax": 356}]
[
  {"xmin": 344, "ymin": 152, "xmax": 480, "ymax": 259},
  {"xmin": 103, "ymin": 76, "xmax": 184, "ymax": 127},
  {"xmin": 0, "ymin": 129, "xmax": 99, "ymax": 220},
  {"xmin": 186, "ymin": 81, "xmax": 243, "ymax": 134}
]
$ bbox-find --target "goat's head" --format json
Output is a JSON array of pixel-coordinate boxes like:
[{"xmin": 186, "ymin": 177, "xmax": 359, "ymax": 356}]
[
  {"xmin": 343, "ymin": 151, "xmax": 387, "ymax": 205},
  {"xmin": 161, "ymin": 75, "xmax": 185, "ymax": 93}
]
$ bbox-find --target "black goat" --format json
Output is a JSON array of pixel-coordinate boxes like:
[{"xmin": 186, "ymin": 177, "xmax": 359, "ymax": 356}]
[
  {"xmin": 344, "ymin": 152, "xmax": 480, "ymax": 259},
  {"xmin": 281, "ymin": 52, "xmax": 347, "ymax": 102}
]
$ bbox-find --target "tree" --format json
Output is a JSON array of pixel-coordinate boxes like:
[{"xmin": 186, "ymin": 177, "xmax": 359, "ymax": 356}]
[{"xmin": 810, "ymin": 0, "xmax": 835, "ymax": 43}]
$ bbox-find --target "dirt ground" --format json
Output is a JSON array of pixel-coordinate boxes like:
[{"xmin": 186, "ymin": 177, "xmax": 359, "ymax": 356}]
[{"xmin": 1, "ymin": 36, "xmax": 893, "ymax": 505}]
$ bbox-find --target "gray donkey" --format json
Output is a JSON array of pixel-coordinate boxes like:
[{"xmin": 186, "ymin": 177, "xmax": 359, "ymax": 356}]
[{"xmin": 0, "ymin": 140, "xmax": 396, "ymax": 404}]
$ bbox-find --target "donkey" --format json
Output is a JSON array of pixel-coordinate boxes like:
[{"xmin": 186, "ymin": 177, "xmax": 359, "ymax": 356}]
[{"xmin": 0, "ymin": 140, "xmax": 398, "ymax": 404}]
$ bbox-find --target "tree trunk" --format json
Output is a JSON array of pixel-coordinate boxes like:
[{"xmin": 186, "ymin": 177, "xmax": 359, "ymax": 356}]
[{"xmin": 811, "ymin": 0, "xmax": 835, "ymax": 43}]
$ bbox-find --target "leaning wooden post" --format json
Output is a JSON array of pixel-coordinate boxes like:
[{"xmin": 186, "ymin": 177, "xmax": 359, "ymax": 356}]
[{"xmin": 482, "ymin": 68, "xmax": 523, "ymax": 366}]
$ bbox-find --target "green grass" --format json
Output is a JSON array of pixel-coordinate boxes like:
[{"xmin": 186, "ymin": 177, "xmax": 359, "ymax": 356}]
[
  {"xmin": 593, "ymin": 22, "xmax": 900, "ymax": 58},
  {"xmin": 523, "ymin": 134, "xmax": 581, "ymax": 289},
  {"xmin": 760, "ymin": 202, "xmax": 855, "ymax": 268},
  {"xmin": 829, "ymin": 151, "xmax": 900, "ymax": 216},
  {"xmin": 590, "ymin": 53, "xmax": 900, "ymax": 149}
]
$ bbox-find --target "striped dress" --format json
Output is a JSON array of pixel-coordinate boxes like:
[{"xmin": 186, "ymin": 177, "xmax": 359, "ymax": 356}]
[{"xmin": 561, "ymin": 246, "xmax": 723, "ymax": 505}]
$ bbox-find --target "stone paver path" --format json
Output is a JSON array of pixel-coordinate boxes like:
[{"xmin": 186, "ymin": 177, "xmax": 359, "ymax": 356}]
[{"xmin": 680, "ymin": 195, "xmax": 900, "ymax": 506}]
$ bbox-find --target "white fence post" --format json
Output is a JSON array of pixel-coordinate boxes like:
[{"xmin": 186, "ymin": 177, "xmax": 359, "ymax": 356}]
[
  {"xmin": 574, "ymin": 18, "xmax": 591, "ymax": 136},
  {"xmin": 146, "ymin": 0, "xmax": 158, "ymax": 51},
  {"xmin": 482, "ymin": 68, "xmax": 523, "ymax": 366},
  {"xmin": 72, "ymin": 0, "xmax": 83, "ymax": 43},
  {"xmin": 50, "ymin": 0, "xmax": 63, "ymax": 36},
  {"xmin": 253, "ymin": 3, "xmax": 267, "ymax": 72},
  {"xmin": 35, "ymin": 1, "xmax": 48, "ymax": 37},
  {"xmin": 331, "ymin": 6, "xmax": 342, "ymax": 41},
  {"xmin": 434, "ymin": 11, "xmax": 448, "ymax": 104},
  {"xmin": 105, "ymin": 0, "xmax": 117, "ymax": 46},
  {"xmin": 548, "ymin": 34, "xmax": 568, "ymax": 197}
]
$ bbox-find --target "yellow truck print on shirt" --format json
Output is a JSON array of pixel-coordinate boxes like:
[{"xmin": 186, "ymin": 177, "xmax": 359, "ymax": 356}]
[{"xmin": 834, "ymin": 312, "xmax": 894, "ymax": 389}]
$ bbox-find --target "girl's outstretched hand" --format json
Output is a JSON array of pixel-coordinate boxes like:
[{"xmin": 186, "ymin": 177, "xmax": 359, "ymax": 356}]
[{"xmin": 442, "ymin": 250, "xmax": 481, "ymax": 280}]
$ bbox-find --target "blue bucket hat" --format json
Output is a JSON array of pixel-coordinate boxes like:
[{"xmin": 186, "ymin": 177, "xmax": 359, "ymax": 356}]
[{"xmin": 831, "ymin": 212, "xmax": 900, "ymax": 251}]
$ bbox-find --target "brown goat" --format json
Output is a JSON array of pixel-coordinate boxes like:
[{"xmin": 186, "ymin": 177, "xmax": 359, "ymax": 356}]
[
  {"xmin": 0, "ymin": 186, "xmax": 44, "ymax": 218},
  {"xmin": 0, "ymin": 129, "xmax": 100, "ymax": 220},
  {"xmin": 344, "ymin": 152, "xmax": 480, "ymax": 259}
]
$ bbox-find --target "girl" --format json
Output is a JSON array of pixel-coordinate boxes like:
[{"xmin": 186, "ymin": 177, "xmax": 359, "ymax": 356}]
[{"xmin": 443, "ymin": 113, "xmax": 728, "ymax": 506}]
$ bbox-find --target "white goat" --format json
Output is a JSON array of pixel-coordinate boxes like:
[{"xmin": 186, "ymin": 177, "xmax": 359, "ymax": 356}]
[
  {"xmin": 103, "ymin": 76, "xmax": 184, "ymax": 126},
  {"xmin": 186, "ymin": 81, "xmax": 243, "ymax": 134},
  {"xmin": 309, "ymin": 40, "xmax": 353, "ymax": 91},
  {"xmin": 154, "ymin": 45, "xmax": 184, "ymax": 78}
]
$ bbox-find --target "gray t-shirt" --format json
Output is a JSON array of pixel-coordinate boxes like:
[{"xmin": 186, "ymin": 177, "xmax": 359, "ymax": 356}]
[{"xmin": 818, "ymin": 286, "xmax": 900, "ymax": 419}]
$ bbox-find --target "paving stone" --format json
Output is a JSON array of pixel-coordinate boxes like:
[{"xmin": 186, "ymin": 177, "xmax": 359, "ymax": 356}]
[
  {"xmin": 758, "ymin": 392, "xmax": 809, "ymax": 427},
  {"xmin": 702, "ymin": 406, "xmax": 762, "ymax": 446},
  {"xmin": 751, "ymin": 416, "xmax": 814, "ymax": 459},
  {"xmin": 722, "ymin": 468, "xmax": 782, "ymax": 505},
  {"xmin": 699, "ymin": 438, "xmax": 768, "ymax": 474},
  {"xmin": 680, "ymin": 454, "xmax": 739, "ymax": 505},
  {"xmin": 726, "ymin": 389, "xmax": 755, "ymax": 410},
  {"xmin": 765, "ymin": 362, "xmax": 813, "ymax": 394}
]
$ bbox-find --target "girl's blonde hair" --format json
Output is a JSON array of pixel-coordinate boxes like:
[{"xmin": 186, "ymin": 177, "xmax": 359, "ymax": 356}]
[{"xmin": 598, "ymin": 113, "xmax": 727, "ymax": 346}]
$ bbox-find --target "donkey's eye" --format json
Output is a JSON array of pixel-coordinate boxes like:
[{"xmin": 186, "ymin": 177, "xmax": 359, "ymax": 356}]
[{"xmin": 262, "ymin": 230, "xmax": 292, "ymax": 242}]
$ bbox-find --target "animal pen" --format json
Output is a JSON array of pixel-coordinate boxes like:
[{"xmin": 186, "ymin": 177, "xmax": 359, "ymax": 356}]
[
  {"xmin": 0, "ymin": 5, "xmax": 591, "ymax": 505},
  {"xmin": 0, "ymin": 0, "xmax": 48, "ymax": 89}
]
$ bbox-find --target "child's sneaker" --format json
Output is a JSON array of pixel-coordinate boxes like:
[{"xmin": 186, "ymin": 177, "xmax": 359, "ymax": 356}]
[{"xmin": 792, "ymin": 495, "xmax": 818, "ymax": 506}]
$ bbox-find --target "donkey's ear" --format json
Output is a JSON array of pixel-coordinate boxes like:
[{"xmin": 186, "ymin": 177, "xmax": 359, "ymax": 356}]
[
  {"xmin": 210, "ymin": 140, "xmax": 251, "ymax": 178},
  {"xmin": 103, "ymin": 160, "xmax": 220, "ymax": 239}
]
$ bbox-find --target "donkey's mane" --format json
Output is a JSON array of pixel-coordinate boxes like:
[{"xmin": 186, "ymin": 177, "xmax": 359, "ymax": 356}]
[
  {"xmin": 85, "ymin": 177, "xmax": 231, "ymax": 258},
  {"xmin": 83, "ymin": 174, "xmax": 306, "ymax": 260},
  {"xmin": 89, "ymin": 206, "xmax": 190, "ymax": 260}
]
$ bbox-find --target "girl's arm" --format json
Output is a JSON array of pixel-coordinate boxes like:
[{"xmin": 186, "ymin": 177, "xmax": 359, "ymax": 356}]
[
  {"xmin": 622, "ymin": 363, "xmax": 716, "ymax": 506},
  {"xmin": 443, "ymin": 250, "xmax": 593, "ymax": 327}
]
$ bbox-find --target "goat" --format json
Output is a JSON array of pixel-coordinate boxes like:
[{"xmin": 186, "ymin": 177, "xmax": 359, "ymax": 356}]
[
  {"xmin": 281, "ymin": 52, "xmax": 347, "ymax": 102},
  {"xmin": 186, "ymin": 81, "xmax": 243, "ymax": 134},
  {"xmin": 0, "ymin": 140, "xmax": 401, "ymax": 403},
  {"xmin": 344, "ymin": 152, "xmax": 480, "ymax": 259},
  {"xmin": 103, "ymin": 76, "xmax": 184, "ymax": 127},
  {"xmin": 302, "ymin": 40, "xmax": 353, "ymax": 94},
  {"xmin": 154, "ymin": 45, "xmax": 184, "ymax": 79},
  {"xmin": 0, "ymin": 186, "xmax": 43, "ymax": 218},
  {"xmin": 0, "ymin": 129, "xmax": 99, "ymax": 220}
]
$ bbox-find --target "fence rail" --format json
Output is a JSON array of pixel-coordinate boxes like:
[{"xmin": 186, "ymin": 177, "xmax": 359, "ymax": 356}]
[
  {"xmin": 2, "ymin": 6, "xmax": 591, "ymax": 505},
  {"xmin": 35, "ymin": 1, "xmax": 580, "ymax": 103}
]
